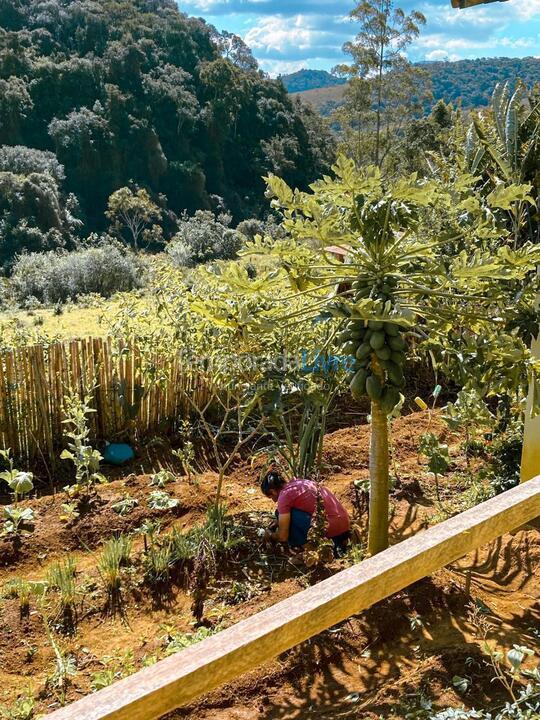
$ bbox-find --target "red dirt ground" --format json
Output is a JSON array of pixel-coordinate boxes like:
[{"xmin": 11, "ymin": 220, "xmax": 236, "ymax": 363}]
[{"xmin": 0, "ymin": 411, "xmax": 538, "ymax": 719}]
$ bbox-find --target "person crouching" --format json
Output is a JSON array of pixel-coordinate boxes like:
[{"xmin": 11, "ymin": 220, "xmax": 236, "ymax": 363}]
[{"xmin": 260, "ymin": 471, "xmax": 351, "ymax": 554}]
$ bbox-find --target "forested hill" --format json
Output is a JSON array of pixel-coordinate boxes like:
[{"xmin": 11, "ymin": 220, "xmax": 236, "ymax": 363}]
[
  {"xmin": 425, "ymin": 56, "xmax": 540, "ymax": 107},
  {"xmin": 283, "ymin": 56, "xmax": 540, "ymax": 111},
  {"xmin": 279, "ymin": 69, "xmax": 346, "ymax": 93},
  {"xmin": 0, "ymin": 0, "xmax": 334, "ymax": 252}
]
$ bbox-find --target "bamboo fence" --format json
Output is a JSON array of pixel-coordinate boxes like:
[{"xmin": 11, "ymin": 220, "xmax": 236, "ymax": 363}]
[{"xmin": 0, "ymin": 337, "xmax": 209, "ymax": 464}]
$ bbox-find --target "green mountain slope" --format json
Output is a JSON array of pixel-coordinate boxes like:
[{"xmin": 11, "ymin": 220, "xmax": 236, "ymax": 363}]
[
  {"xmin": 0, "ymin": 0, "xmax": 335, "ymax": 242},
  {"xmin": 280, "ymin": 69, "xmax": 346, "ymax": 93},
  {"xmin": 284, "ymin": 57, "xmax": 540, "ymax": 113}
]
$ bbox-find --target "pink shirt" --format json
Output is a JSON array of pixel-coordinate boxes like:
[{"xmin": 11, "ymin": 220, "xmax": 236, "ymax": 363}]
[{"xmin": 277, "ymin": 479, "xmax": 350, "ymax": 538}]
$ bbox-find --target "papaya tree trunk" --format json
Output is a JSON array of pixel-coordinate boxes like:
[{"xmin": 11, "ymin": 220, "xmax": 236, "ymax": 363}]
[{"xmin": 368, "ymin": 399, "xmax": 390, "ymax": 555}]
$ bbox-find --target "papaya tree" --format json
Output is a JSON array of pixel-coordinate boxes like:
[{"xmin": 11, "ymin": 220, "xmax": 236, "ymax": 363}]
[{"xmin": 241, "ymin": 156, "xmax": 540, "ymax": 555}]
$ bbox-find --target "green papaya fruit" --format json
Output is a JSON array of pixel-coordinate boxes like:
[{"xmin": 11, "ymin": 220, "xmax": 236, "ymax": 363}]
[
  {"xmin": 375, "ymin": 346, "xmax": 392, "ymax": 361},
  {"xmin": 387, "ymin": 363, "xmax": 405, "ymax": 387},
  {"xmin": 384, "ymin": 322, "xmax": 400, "ymax": 337},
  {"xmin": 380, "ymin": 386, "xmax": 401, "ymax": 414},
  {"xmin": 354, "ymin": 356, "xmax": 369, "ymax": 369},
  {"xmin": 350, "ymin": 369, "xmax": 368, "ymax": 400},
  {"xmin": 366, "ymin": 374, "xmax": 382, "ymax": 400},
  {"xmin": 369, "ymin": 331, "xmax": 386, "ymax": 350},
  {"xmin": 356, "ymin": 342, "xmax": 371, "ymax": 360},
  {"xmin": 350, "ymin": 329, "xmax": 365, "ymax": 341},
  {"xmin": 364, "ymin": 328, "xmax": 373, "ymax": 342},
  {"xmin": 390, "ymin": 351, "xmax": 405, "ymax": 366},
  {"xmin": 368, "ymin": 320, "xmax": 384, "ymax": 330},
  {"xmin": 342, "ymin": 341, "xmax": 359, "ymax": 356},
  {"xmin": 388, "ymin": 335, "xmax": 406, "ymax": 352}
]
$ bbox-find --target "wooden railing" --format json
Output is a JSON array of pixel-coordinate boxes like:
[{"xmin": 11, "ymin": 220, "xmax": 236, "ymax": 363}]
[{"xmin": 46, "ymin": 476, "xmax": 540, "ymax": 720}]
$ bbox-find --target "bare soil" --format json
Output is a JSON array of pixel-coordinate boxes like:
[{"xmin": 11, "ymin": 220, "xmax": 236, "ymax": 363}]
[{"xmin": 0, "ymin": 411, "xmax": 537, "ymax": 719}]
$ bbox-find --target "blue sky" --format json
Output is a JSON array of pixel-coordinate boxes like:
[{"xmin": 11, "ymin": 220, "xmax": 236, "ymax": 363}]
[{"xmin": 179, "ymin": 0, "xmax": 540, "ymax": 76}]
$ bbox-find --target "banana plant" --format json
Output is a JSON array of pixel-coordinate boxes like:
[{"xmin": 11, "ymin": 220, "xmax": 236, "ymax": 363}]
[
  {"xmin": 459, "ymin": 81, "xmax": 539, "ymax": 248},
  {"xmin": 239, "ymin": 156, "xmax": 540, "ymax": 554}
]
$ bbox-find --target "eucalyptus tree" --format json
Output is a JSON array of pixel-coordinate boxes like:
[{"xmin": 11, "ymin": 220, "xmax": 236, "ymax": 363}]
[
  {"xmin": 334, "ymin": 0, "xmax": 430, "ymax": 168},
  {"xmin": 241, "ymin": 156, "xmax": 540, "ymax": 554}
]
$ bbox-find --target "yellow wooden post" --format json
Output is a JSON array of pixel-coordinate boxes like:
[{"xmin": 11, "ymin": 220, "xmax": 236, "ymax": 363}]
[{"xmin": 521, "ymin": 335, "xmax": 540, "ymax": 481}]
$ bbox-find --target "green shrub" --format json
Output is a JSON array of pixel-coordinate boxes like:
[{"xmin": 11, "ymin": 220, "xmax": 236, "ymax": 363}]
[
  {"xmin": 489, "ymin": 421, "xmax": 523, "ymax": 495},
  {"xmin": 0, "ymin": 146, "xmax": 65, "ymax": 182},
  {"xmin": 167, "ymin": 211, "xmax": 242, "ymax": 267},
  {"xmin": 10, "ymin": 241, "xmax": 145, "ymax": 304}
]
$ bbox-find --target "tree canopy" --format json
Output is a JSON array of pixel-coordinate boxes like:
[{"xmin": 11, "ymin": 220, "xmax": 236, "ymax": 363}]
[{"xmin": 0, "ymin": 0, "xmax": 335, "ymax": 265}]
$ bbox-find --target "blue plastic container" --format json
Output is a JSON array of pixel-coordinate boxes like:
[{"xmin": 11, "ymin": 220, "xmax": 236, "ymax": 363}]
[{"xmin": 102, "ymin": 443, "xmax": 135, "ymax": 466}]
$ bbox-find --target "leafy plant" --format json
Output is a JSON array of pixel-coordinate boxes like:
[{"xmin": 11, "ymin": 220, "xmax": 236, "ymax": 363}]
[
  {"xmin": 440, "ymin": 604, "xmax": 540, "ymax": 720},
  {"xmin": 419, "ymin": 432, "xmax": 450, "ymax": 502},
  {"xmin": 463, "ymin": 81, "xmax": 540, "ymax": 249},
  {"xmin": 255, "ymin": 382, "xmax": 338, "ymax": 482},
  {"xmin": 111, "ymin": 495, "xmax": 139, "ymax": 516},
  {"xmin": 168, "ymin": 526, "xmax": 197, "ymax": 565},
  {"xmin": 167, "ymin": 210, "xmax": 241, "ymax": 267},
  {"xmin": 44, "ymin": 620, "xmax": 77, "ymax": 706},
  {"xmin": 162, "ymin": 626, "xmax": 217, "ymax": 656},
  {"xmin": 90, "ymin": 669, "xmax": 117, "ymax": 692},
  {"xmin": 61, "ymin": 390, "xmax": 106, "ymax": 506},
  {"xmin": 10, "ymin": 243, "xmax": 144, "ymax": 304},
  {"xmin": 172, "ymin": 421, "xmax": 196, "ymax": 482},
  {"xmin": 489, "ymin": 420, "xmax": 523, "ymax": 494},
  {"xmin": 59, "ymin": 502, "xmax": 80, "ymax": 523},
  {"xmin": 0, "ymin": 693, "xmax": 35, "ymax": 720},
  {"xmin": 443, "ymin": 389, "xmax": 493, "ymax": 478},
  {"xmin": 148, "ymin": 491, "xmax": 179, "ymax": 511},
  {"xmin": 149, "ymin": 470, "xmax": 176, "ymax": 488},
  {"xmin": 143, "ymin": 543, "xmax": 173, "ymax": 589},
  {"xmin": 2, "ymin": 578, "xmax": 47, "ymax": 619},
  {"xmin": 0, "ymin": 449, "xmax": 34, "ymax": 501},
  {"xmin": 193, "ymin": 503, "xmax": 242, "ymax": 555},
  {"xmin": 2, "ymin": 506, "xmax": 35, "ymax": 539},
  {"xmin": 98, "ymin": 535, "xmax": 132, "ymax": 613},
  {"xmin": 47, "ymin": 558, "xmax": 78, "ymax": 632}
]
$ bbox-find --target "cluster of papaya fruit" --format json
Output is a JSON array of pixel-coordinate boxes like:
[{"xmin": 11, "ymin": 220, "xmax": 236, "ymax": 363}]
[{"xmin": 339, "ymin": 314, "xmax": 407, "ymax": 414}]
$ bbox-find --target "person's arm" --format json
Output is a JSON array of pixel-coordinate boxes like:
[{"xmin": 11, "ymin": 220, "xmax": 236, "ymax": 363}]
[{"xmin": 267, "ymin": 512, "xmax": 290, "ymax": 543}]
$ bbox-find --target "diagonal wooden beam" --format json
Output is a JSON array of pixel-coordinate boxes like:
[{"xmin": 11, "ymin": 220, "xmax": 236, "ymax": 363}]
[
  {"xmin": 451, "ymin": 0, "xmax": 509, "ymax": 7},
  {"xmin": 46, "ymin": 477, "xmax": 540, "ymax": 720}
]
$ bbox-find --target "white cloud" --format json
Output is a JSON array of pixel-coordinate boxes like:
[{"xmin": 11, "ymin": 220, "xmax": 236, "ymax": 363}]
[
  {"xmin": 425, "ymin": 49, "xmax": 460, "ymax": 62},
  {"xmin": 182, "ymin": 0, "xmax": 226, "ymax": 11},
  {"xmin": 416, "ymin": 33, "xmax": 536, "ymax": 52},
  {"xmin": 508, "ymin": 0, "xmax": 540, "ymax": 21},
  {"xmin": 419, "ymin": 2, "xmax": 502, "ymax": 29},
  {"xmin": 258, "ymin": 59, "xmax": 307, "ymax": 76},
  {"xmin": 245, "ymin": 14, "xmax": 324, "ymax": 53},
  {"xmin": 499, "ymin": 36, "xmax": 536, "ymax": 48}
]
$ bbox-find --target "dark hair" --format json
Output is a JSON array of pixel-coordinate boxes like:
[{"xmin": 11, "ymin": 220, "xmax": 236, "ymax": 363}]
[{"xmin": 260, "ymin": 471, "xmax": 285, "ymax": 496}]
